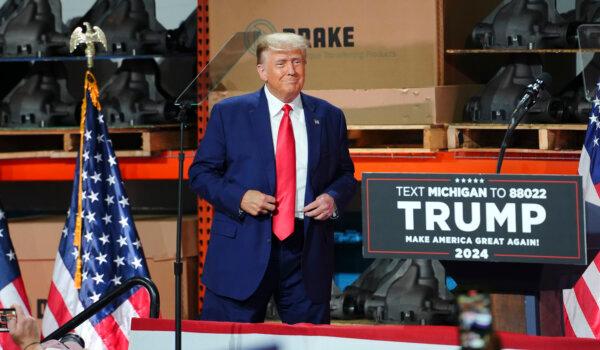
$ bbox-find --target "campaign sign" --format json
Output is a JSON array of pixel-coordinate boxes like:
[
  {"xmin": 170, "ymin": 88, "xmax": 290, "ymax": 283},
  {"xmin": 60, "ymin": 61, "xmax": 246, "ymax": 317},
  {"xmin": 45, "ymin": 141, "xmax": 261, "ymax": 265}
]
[{"xmin": 362, "ymin": 173, "xmax": 586, "ymax": 265}]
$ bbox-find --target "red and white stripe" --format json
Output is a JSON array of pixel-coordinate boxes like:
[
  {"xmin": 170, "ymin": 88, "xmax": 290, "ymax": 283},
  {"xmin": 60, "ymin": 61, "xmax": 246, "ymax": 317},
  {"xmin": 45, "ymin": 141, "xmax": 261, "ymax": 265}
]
[
  {"xmin": 578, "ymin": 147, "xmax": 600, "ymax": 206},
  {"xmin": 130, "ymin": 318, "xmax": 600, "ymax": 350},
  {"xmin": 563, "ymin": 147, "xmax": 600, "ymax": 337},
  {"xmin": 0, "ymin": 277, "xmax": 30, "ymax": 350},
  {"xmin": 563, "ymin": 252, "xmax": 600, "ymax": 338},
  {"xmin": 42, "ymin": 253, "xmax": 149, "ymax": 350}
]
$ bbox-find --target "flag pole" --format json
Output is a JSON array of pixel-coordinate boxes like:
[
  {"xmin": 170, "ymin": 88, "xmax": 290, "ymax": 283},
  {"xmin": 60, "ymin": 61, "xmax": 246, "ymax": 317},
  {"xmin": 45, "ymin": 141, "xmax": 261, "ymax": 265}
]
[{"xmin": 69, "ymin": 22, "xmax": 108, "ymax": 289}]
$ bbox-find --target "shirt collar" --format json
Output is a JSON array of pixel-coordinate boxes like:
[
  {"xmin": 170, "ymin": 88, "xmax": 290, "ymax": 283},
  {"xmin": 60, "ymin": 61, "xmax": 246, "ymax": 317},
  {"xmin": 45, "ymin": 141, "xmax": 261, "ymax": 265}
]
[{"xmin": 264, "ymin": 85, "xmax": 303, "ymax": 118}]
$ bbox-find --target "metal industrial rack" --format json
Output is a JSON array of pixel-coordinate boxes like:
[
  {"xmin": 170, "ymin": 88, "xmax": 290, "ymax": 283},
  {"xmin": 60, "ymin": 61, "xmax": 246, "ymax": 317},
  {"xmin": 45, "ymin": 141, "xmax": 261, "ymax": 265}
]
[{"xmin": 0, "ymin": 0, "xmax": 585, "ymax": 324}]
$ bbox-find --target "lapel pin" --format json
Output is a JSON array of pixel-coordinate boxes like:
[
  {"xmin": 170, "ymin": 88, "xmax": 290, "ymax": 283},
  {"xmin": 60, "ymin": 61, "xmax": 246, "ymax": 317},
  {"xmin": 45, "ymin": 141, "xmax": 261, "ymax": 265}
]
[{"xmin": 314, "ymin": 119, "xmax": 320, "ymax": 125}]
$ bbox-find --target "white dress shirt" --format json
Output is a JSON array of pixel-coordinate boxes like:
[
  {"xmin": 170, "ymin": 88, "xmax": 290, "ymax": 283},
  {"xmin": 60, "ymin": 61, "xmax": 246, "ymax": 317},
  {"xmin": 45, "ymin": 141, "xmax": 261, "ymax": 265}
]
[{"xmin": 264, "ymin": 85, "xmax": 308, "ymax": 219}]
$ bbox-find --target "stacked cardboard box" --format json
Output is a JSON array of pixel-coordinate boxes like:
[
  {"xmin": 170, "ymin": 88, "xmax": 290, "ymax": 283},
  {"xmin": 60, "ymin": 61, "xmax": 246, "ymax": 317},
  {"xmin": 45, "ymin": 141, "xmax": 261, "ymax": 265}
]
[
  {"xmin": 208, "ymin": 0, "xmax": 474, "ymax": 125},
  {"xmin": 9, "ymin": 215, "xmax": 198, "ymax": 321}
]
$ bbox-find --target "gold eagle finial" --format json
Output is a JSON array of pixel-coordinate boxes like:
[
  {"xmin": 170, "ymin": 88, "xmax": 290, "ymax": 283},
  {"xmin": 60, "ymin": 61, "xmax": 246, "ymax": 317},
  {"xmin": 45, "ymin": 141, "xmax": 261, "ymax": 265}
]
[{"xmin": 70, "ymin": 22, "xmax": 107, "ymax": 68}]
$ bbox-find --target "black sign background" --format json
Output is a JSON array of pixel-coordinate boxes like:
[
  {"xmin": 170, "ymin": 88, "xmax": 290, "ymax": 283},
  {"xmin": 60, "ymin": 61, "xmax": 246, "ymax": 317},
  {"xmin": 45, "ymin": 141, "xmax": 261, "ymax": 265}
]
[{"xmin": 362, "ymin": 173, "xmax": 586, "ymax": 265}]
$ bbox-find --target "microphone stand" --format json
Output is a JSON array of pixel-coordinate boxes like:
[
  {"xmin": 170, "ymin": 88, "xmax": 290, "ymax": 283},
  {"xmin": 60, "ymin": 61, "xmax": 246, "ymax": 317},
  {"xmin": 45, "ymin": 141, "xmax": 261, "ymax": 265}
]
[
  {"xmin": 169, "ymin": 31, "xmax": 259, "ymax": 350},
  {"xmin": 496, "ymin": 84, "xmax": 544, "ymax": 174},
  {"xmin": 496, "ymin": 103, "xmax": 530, "ymax": 174},
  {"xmin": 173, "ymin": 102, "xmax": 190, "ymax": 350},
  {"xmin": 171, "ymin": 43, "xmax": 203, "ymax": 350}
]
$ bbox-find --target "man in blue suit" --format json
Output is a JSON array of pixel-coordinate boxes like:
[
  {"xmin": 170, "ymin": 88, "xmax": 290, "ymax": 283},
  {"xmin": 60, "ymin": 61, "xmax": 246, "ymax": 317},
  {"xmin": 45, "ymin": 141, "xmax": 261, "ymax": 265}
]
[{"xmin": 188, "ymin": 32, "xmax": 357, "ymax": 324}]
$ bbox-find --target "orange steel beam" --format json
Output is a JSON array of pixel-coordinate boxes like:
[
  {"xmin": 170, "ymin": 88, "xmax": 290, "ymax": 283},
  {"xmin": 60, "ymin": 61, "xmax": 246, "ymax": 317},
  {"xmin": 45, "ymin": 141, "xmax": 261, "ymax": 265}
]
[
  {"xmin": 0, "ymin": 150, "xmax": 579, "ymax": 182},
  {"xmin": 0, "ymin": 150, "xmax": 196, "ymax": 181},
  {"xmin": 352, "ymin": 151, "xmax": 579, "ymax": 177},
  {"xmin": 196, "ymin": 0, "xmax": 211, "ymax": 316}
]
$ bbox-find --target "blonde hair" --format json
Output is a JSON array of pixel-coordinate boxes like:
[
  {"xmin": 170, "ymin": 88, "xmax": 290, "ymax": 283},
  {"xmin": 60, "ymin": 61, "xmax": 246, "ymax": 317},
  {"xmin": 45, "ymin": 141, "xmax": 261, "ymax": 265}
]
[{"xmin": 256, "ymin": 32, "xmax": 309, "ymax": 64}]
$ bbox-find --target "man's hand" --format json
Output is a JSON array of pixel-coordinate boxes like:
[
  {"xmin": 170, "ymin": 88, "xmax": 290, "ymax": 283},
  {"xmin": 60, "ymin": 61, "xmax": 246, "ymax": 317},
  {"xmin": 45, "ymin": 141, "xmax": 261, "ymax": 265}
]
[
  {"xmin": 304, "ymin": 193, "xmax": 336, "ymax": 220},
  {"xmin": 7, "ymin": 304, "xmax": 41, "ymax": 350},
  {"xmin": 240, "ymin": 190, "xmax": 276, "ymax": 216}
]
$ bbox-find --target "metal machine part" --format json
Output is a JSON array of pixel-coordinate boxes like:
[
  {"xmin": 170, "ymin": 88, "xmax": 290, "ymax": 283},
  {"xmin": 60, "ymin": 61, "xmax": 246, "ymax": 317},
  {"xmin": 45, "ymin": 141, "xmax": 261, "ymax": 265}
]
[
  {"xmin": 0, "ymin": 0, "xmax": 68, "ymax": 56},
  {"xmin": 577, "ymin": 0, "xmax": 600, "ymax": 22},
  {"xmin": 0, "ymin": 0, "xmax": 21, "ymax": 29},
  {"xmin": 331, "ymin": 259, "xmax": 404, "ymax": 320},
  {"xmin": 99, "ymin": 58, "xmax": 175, "ymax": 126},
  {"xmin": 0, "ymin": 62, "xmax": 77, "ymax": 127},
  {"xmin": 166, "ymin": 9, "xmax": 196, "ymax": 53},
  {"xmin": 69, "ymin": 0, "xmax": 167, "ymax": 55},
  {"xmin": 464, "ymin": 60, "xmax": 560, "ymax": 123},
  {"xmin": 552, "ymin": 75, "xmax": 593, "ymax": 123},
  {"xmin": 331, "ymin": 259, "xmax": 456, "ymax": 325},
  {"xmin": 471, "ymin": 0, "xmax": 578, "ymax": 49},
  {"xmin": 363, "ymin": 259, "xmax": 456, "ymax": 325}
]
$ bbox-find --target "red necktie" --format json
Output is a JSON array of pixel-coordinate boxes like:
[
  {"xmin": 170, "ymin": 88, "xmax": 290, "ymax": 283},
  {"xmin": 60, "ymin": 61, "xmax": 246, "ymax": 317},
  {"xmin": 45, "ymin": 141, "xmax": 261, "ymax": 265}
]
[{"xmin": 273, "ymin": 104, "xmax": 296, "ymax": 240}]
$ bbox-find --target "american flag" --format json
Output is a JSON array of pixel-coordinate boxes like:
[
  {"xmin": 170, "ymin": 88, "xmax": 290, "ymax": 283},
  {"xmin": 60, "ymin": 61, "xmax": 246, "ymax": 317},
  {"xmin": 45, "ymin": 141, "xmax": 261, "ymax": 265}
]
[
  {"xmin": 563, "ymin": 82, "xmax": 600, "ymax": 338},
  {"xmin": 41, "ymin": 72, "xmax": 151, "ymax": 350},
  {"xmin": 0, "ymin": 202, "xmax": 31, "ymax": 350}
]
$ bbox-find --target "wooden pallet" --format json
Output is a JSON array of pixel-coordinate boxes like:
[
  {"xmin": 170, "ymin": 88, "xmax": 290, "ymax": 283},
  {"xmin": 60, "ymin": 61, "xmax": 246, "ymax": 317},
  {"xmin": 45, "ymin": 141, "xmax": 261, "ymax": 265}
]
[
  {"xmin": 0, "ymin": 125, "xmax": 196, "ymax": 159},
  {"xmin": 447, "ymin": 123, "xmax": 586, "ymax": 152},
  {"xmin": 347, "ymin": 124, "xmax": 447, "ymax": 154}
]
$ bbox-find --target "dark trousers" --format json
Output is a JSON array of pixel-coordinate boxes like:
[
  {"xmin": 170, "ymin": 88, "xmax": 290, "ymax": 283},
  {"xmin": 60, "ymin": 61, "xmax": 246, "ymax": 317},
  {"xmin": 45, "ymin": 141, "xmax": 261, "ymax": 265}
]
[{"xmin": 201, "ymin": 219, "xmax": 329, "ymax": 324}]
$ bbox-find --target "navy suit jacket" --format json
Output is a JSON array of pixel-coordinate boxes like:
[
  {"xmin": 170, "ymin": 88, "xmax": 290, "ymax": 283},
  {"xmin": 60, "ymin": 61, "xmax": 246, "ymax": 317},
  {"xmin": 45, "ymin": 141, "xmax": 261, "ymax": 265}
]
[{"xmin": 188, "ymin": 88, "xmax": 357, "ymax": 303}]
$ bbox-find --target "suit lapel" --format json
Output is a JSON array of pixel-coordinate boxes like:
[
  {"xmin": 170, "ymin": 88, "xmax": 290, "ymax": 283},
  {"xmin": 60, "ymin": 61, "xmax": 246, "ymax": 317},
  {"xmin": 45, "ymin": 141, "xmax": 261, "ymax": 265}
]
[
  {"xmin": 302, "ymin": 93, "xmax": 322, "ymax": 179},
  {"xmin": 249, "ymin": 89, "xmax": 276, "ymax": 193}
]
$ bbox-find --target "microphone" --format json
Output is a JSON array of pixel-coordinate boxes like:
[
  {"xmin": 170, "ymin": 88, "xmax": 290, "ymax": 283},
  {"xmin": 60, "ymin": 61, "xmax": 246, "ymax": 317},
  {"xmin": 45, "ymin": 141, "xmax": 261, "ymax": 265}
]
[{"xmin": 513, "ymin": 72, "xmax": 553, "ymax": 118}]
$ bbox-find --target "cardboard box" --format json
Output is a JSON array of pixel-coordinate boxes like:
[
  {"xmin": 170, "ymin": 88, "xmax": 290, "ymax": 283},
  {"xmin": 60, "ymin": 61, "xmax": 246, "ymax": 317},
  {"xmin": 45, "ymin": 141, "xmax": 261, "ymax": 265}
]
[
  {"xmin": 209, "ymin": 85, "xmax": 482, "ymax": 125},
  {"xmin": 209, "ymin": 0, "xmax": 438, "ymax": 90},
  {"xmin": 9, "ymin": 215, "xmax": 198, "ymax": 320}
]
